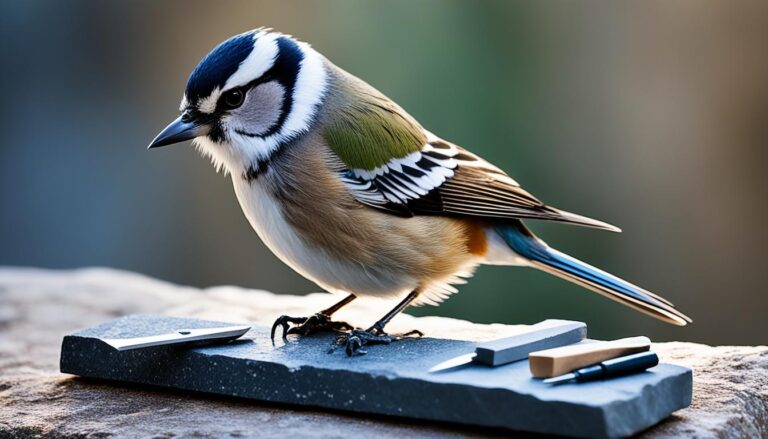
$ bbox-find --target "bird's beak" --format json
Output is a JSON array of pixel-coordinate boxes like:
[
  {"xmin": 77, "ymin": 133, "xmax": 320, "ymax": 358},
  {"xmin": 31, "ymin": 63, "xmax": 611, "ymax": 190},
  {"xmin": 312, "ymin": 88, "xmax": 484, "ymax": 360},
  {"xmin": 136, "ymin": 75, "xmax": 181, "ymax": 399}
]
[{"xmin": 148, "ymin": 115, "xmax": 211, "ymax": 149}]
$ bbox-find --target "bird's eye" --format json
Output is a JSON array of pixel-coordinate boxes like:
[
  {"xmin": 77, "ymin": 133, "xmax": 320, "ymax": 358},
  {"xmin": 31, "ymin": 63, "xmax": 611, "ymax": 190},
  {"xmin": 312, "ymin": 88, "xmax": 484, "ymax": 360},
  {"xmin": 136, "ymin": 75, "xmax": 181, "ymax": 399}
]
[{"xmin": 222, "ymin": 88, "xmax": 245, "ymax": 109}]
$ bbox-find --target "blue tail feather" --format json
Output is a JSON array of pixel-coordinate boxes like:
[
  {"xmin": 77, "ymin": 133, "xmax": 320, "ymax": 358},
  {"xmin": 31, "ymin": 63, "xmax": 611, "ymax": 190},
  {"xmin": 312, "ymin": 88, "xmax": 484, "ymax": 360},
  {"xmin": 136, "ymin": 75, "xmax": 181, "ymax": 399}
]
[{"xmin": 495, "ymin": 223, "xmax": 690, "ymax": 325}]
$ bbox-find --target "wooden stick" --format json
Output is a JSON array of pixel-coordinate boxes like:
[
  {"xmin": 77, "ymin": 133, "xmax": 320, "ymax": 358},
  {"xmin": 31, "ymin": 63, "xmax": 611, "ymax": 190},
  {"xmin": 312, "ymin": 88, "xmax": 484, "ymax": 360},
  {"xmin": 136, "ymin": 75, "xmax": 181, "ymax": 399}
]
[{"xmin": 529, "ymin": 336, "xmax": 651, "ymax": 378}]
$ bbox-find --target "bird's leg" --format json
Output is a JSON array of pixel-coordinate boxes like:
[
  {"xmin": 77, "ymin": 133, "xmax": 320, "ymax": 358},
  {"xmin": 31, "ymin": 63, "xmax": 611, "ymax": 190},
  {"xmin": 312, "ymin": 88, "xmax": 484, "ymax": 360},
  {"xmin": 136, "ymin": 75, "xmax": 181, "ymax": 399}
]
[
  {"xmin": 331, "ymin": 289, "xmax": 424, "ymax": 356},
  {"xmin": 271, "ymin": 294, "xmax": 356, "ymax": 344}
]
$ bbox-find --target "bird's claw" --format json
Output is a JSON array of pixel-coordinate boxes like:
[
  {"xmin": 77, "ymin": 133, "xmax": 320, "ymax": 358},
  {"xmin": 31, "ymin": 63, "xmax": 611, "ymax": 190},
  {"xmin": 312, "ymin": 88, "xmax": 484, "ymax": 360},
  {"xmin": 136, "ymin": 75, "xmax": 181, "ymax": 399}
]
[
  {"xmin": 287, "ymin": 313, "xmax": 353, "ymax": 336},
  {"xmin": 270, "ymin": 313, "xmax": 352, "ymax": 345},
  {"xmin": 329, "ymin": 329, "xmax": 392, "ymax": 356},
  {"xmin": 329, "ymin": 328, "xmax": 424, "ymax": 356}
]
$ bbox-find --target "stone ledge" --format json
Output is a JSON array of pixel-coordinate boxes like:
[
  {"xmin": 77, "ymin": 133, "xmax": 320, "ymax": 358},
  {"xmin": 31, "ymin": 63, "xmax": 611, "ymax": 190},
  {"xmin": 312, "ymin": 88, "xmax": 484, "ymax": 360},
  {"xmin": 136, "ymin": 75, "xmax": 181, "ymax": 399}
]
[{"xmin": 1, "ymin": 267, "xmax": 766, "ymax": 438}]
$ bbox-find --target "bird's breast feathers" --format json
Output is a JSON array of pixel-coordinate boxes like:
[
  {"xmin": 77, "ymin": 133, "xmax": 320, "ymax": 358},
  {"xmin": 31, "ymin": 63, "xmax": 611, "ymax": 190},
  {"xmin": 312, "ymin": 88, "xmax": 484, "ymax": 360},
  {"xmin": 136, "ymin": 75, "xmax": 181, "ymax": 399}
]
[
  {"xmin": 232, "ymin": 171, "xmax": 500, "ymax": 304},
  {"xmin": 232, "ymin": 176, "xmax": 413, "ymax": 298}
]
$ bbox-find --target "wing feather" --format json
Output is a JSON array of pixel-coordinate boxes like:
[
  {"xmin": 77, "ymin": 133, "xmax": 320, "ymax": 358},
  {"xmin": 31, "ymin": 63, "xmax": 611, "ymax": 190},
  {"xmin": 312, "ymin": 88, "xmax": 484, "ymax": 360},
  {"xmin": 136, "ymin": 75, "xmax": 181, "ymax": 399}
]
[{"xmin": 335, "ymin": 134, "xmax": 620, "ymax": 232}]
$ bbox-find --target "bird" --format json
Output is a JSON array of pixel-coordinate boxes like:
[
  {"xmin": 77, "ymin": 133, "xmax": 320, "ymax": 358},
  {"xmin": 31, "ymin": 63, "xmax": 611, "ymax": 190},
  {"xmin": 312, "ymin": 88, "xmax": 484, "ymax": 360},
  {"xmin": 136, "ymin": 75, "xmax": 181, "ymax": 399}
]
[{"xmin": 148, "ymin": 28, "xmax": 690, "ymax": 355}]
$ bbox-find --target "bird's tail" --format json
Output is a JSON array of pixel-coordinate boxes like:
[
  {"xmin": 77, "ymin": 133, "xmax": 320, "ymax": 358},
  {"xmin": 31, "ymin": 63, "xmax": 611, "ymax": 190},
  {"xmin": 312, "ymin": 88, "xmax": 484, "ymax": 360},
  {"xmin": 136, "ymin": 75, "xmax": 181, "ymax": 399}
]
[{"xmin": 496, "ymin": 222, "xmax": 691, "ymax": 326}]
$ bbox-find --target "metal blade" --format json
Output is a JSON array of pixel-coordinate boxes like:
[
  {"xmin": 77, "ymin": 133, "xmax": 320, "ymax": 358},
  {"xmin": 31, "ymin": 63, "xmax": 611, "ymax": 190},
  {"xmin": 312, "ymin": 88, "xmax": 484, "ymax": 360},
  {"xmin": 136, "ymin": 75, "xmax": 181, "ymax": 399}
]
[
  {"xmin": 428, "ymin": 353, "xmax": 477, "ymax": 373},
  {"xmin": 102, "ymin": 325, "xmax": 251, "ymax": 351},
  {"xmin": 543, "ymin": 372, "xmax": 578, "ymax": 385}
]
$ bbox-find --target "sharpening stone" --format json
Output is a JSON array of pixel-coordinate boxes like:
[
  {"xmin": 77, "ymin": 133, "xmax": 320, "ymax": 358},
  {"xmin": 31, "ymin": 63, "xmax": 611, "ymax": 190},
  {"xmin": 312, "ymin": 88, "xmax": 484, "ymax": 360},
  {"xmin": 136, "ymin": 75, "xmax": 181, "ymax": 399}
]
[
  {"xmin": 473, "ymin": 319, "xmax": 586, "ymax": 366},
  {"xmin": 59, "ymin": 315, "xmax": 692, "ymax": 438}
]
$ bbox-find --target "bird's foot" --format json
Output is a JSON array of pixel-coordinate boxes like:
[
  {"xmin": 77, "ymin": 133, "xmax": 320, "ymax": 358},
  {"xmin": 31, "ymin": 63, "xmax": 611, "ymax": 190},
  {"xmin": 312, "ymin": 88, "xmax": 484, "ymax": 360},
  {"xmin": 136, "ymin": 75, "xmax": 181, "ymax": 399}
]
[
  {"xmin": 270, "ymin": 313, "xmax": 353, "ymax": 344},
  {"xmin": 329, "ymin": 327, "xmax": 424, "ymax": 356}
]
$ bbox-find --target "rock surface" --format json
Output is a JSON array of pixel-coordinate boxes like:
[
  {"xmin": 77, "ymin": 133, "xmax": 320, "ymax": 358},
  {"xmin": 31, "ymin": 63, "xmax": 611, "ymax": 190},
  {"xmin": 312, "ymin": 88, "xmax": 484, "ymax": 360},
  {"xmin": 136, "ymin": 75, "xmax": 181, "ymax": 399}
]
[{"xmin": 1, "ymin": 267, "xmax": 766, "ymax": 438}]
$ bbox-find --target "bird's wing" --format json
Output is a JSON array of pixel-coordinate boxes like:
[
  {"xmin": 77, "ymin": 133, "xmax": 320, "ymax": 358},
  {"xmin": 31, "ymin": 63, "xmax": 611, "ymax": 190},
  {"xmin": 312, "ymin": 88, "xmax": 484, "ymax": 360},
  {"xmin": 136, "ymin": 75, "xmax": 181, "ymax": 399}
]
[
  {"xmin": 334, "ymin": 134, "xmax": 619, "ymax": 231},
  {"xmin": 322, "ymin": 84, "xmax": 618, "ymax": 231}
]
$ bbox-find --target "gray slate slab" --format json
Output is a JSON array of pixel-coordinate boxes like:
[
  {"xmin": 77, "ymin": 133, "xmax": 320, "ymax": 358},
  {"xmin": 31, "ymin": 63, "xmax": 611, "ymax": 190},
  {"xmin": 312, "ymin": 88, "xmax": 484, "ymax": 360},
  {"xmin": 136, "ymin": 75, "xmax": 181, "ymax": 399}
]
[{"xmin": 60, "ymin": 314, "xmax": 692, "ymax": 438}]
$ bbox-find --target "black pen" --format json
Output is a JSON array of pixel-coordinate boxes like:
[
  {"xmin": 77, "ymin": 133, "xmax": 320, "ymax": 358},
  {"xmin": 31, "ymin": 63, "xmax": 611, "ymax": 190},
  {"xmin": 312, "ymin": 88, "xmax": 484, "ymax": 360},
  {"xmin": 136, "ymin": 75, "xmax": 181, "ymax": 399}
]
[{"xmin": 543, "ymin": 351, "xmax": 659, "ymax": 384}]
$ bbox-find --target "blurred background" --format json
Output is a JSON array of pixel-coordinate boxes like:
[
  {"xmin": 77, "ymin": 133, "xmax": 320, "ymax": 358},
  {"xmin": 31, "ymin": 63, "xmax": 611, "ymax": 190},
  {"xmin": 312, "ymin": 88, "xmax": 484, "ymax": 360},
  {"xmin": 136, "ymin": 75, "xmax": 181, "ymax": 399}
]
[{"xmin": 1, "ymin": 0, "xmax": 765, "ymax": 345}]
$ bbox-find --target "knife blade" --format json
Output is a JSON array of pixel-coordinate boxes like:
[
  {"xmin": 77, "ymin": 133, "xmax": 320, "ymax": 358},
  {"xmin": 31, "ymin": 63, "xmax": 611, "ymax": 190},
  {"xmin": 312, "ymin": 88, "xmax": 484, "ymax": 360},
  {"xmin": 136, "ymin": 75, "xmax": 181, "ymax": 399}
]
[
  {"xmin": 101, "ymin": 325, "xmax": 251, "ymax": 351},
  {"xmin": 429, "ymin": 319, "xmax": 586, "ymax": 373}
]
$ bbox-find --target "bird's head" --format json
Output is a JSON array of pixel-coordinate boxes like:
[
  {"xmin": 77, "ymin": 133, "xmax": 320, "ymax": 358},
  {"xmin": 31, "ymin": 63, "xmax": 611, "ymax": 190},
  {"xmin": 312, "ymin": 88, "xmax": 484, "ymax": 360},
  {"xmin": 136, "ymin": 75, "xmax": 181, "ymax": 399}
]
[{"xmin": 148, "ymin": 29, "xmax": 327, "ymax": 176}]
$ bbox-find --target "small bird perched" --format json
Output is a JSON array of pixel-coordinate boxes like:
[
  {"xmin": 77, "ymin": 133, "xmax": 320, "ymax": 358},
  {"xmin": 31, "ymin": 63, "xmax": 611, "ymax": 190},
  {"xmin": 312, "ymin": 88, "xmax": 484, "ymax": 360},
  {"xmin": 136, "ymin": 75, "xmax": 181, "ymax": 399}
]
[{"xmin": 149, "ymin": 29, "xmax": 690, "ymax": 355}]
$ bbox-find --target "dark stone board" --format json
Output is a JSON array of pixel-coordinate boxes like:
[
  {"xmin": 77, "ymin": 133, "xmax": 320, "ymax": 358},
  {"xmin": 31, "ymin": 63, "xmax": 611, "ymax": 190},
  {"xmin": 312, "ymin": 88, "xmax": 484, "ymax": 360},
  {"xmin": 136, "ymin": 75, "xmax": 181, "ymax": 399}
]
[{"xmin": 60, "ymin": 315, "xmax": 692, "ymax": 438}]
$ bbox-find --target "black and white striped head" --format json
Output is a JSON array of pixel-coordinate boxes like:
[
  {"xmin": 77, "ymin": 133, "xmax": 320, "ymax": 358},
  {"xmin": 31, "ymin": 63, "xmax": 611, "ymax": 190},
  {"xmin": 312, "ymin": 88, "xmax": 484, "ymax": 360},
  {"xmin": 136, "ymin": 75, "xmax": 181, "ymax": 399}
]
[{"xmin": 149, "ymin": 29, "xmax": 327, "ymax": 175}]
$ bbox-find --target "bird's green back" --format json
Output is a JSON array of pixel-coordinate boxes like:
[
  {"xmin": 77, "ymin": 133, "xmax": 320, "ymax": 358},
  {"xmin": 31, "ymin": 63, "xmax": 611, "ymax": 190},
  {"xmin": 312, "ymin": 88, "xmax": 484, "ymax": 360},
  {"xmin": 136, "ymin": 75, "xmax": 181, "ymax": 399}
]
[{"xmin": 322, "ymin": 68, "xmax": 426, "ymax": 171}]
